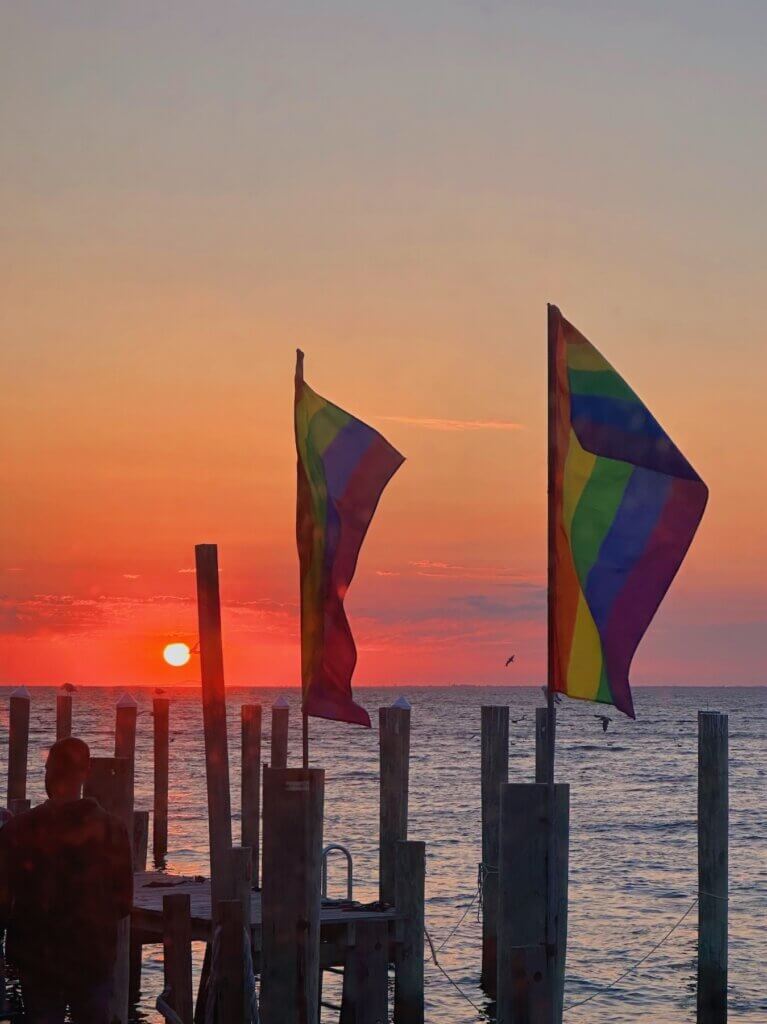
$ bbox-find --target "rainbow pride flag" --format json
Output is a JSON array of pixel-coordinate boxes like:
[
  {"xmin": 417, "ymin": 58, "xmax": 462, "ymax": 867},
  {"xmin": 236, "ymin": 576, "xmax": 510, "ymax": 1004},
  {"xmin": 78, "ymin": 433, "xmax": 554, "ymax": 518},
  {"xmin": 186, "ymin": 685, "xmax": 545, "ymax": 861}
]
[
  {"xmin": 295, "ymin": 352, "xmax": 404, "ymax": 727},
  {"xmin": 550, "ymin": 307, "xmax": 708, "ymax": 718}
]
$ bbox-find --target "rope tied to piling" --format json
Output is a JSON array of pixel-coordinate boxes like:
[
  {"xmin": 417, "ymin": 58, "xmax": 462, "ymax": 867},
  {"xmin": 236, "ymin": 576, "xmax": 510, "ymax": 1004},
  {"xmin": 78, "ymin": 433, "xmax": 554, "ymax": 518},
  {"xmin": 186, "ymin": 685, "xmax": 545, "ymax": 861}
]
[
  {"xmin": 564, "ymin": 895, "xmax": 699, "ymax": 1009},
  {"xmin": 424, "ymin": 925, "xmax": 484, "ymax": 1014},
  {"xmin": 476, "ymin": 861, "xmax": 497, "ymax": 916}
]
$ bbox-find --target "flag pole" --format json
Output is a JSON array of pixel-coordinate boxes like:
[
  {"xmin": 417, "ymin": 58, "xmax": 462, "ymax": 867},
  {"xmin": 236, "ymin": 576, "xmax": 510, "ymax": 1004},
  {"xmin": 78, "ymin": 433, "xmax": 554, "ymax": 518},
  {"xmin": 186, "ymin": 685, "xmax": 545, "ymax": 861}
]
[
  {"xmin": 546, "ymin": 304, "xmax": 557, "ymax": 783},
  {"xmin": 296, "ymin": 348, "xmax": 310, "ymax": 769},
  {"xmin": 545, "ymin": 304, "xmax": 559, "ymax": 1017}
]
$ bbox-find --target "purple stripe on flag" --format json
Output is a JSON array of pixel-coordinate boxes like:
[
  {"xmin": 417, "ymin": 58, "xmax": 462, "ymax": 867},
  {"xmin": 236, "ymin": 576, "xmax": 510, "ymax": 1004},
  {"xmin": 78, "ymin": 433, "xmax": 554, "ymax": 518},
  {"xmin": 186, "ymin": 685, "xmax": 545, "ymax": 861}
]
[{"xmin": 603, "ymin": 476, "xmax": 709, "ymax": 718}]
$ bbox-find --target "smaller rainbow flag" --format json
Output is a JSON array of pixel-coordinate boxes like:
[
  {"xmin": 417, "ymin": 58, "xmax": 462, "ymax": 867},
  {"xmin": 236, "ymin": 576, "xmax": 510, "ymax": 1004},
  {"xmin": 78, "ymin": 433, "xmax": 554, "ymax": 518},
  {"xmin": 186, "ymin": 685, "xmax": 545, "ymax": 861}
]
[
  {"xmin": 550, "ymin": 307, "xmax": 708, "ymax": 718},
  {"xmin": 295, "ymin": 352, "xmax": 404, "ymax": 727}
]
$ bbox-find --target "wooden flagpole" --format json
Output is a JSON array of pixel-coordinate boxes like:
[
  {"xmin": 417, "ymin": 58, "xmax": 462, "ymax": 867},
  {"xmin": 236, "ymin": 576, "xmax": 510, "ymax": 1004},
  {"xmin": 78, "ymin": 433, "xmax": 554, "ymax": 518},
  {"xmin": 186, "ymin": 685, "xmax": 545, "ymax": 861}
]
[
  {"xmin": 546, "ymin": 304, "xmax": 558, "ymax": 786},
  {"xmin": 296, "ymin": 348, "xmax": 310, "ymax": 770},
  {"xmin": 545, "ymin": 304, "xmax": 559, "ymax": 1019}
]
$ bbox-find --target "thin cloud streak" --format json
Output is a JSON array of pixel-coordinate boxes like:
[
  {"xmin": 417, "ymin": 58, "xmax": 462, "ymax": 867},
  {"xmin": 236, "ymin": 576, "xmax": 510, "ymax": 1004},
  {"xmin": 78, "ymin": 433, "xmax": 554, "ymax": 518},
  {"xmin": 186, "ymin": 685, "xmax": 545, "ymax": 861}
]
[{"xmin": 379, "ymin": 415, "xmax": 524, "ymax": 432}]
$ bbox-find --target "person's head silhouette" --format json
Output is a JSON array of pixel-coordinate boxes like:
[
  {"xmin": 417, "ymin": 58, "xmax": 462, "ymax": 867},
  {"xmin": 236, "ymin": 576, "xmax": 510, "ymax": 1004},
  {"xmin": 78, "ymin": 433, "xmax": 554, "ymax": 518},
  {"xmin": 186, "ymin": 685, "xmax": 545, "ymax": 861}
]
[{"xmin": 45, "ymin": 737, "xmax": 90, "ymax": 801}]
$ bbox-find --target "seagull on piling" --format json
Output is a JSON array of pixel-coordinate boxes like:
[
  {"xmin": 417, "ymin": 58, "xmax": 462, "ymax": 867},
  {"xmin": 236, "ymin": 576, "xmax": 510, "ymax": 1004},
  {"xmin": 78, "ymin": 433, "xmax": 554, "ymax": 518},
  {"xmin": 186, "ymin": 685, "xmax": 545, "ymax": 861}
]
[
  {"xmin": 595, "ymin": 714, "xmax": 612, "ymax": 733},
  {"xmin": 62, "ymin": 683, "xmax": 77, "ymax": 693}
]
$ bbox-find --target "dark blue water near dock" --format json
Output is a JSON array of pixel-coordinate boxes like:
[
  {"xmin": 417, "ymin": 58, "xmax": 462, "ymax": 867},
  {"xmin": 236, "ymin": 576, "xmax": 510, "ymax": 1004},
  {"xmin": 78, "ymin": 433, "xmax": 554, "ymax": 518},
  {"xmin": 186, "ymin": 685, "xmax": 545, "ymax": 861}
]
[{"xmin": 2, "ymin": 685, "xmax": 765, "ymax": 1022}]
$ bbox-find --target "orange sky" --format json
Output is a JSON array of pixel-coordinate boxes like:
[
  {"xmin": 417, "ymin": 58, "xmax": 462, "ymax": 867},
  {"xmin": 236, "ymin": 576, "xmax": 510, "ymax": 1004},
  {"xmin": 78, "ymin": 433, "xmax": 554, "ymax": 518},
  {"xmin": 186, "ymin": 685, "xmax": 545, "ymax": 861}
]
[{"xmin": 2, "ymin": 3, "xmax": 766, "ymax": 688}]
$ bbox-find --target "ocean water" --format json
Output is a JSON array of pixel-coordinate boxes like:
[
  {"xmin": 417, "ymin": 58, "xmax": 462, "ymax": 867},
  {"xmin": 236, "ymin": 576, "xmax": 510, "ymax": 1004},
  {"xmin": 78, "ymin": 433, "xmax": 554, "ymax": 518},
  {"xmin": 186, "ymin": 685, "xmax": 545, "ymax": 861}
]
[{"xmin": 1, "ymin": 684, "xmax": 765, "ymax": 1022}]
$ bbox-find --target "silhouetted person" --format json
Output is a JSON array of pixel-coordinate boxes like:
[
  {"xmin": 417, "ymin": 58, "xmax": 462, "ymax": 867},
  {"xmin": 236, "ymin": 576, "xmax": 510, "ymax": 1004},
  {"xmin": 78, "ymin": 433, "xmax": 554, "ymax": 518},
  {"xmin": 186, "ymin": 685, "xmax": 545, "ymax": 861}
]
[{"xmin": 0, "ymin": 737, "xmax": 133, "ymax": 1024}]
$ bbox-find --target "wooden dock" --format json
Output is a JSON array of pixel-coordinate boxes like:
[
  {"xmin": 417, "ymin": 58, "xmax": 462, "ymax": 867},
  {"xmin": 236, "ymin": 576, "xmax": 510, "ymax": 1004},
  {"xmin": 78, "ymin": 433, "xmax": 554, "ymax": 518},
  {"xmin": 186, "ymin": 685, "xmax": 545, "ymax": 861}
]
[{"xmin": 132, "ymin": 870, "xmax": 401, "ymax": 963}]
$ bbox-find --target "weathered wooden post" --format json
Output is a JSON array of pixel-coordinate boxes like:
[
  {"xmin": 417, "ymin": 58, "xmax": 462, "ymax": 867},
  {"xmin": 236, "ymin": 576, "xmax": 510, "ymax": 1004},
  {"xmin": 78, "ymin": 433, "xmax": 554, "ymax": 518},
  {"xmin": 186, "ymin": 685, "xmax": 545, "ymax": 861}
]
[
  {"xmin": 8, "ymin": 798, "xmax": 30, "ymax": 816},
  {"xmin": 241, "ymin": 703, "xmax": 262, "ymax": 887},
  {"xmin": 497, "ymin": 783, "xmax": 569, "ymax": 1024},
  {"xmin": 85, "ymin": 757, "xmax": 132, "ymax": 1024},
  {"xmin": 162, "ymin": 893, "xmax": 194, "ymax": 1024},
  {"xmin": 56, "ymin": 690, "xmax": 73, "ymax": 740},
  {"xmin": 133, "ymin": 810, "xmax": 149, "ymax": 871},
  {"xmin": 195, "ymin": 543, "xmax": 234, "ymax": 916},
  {"xmin": 7, "ymin": 687, "xmax": 30, "ymax": 805},
  {"xmin": 115, "ymin": 694, "xmax": 137, "ymax": 840},
  {"xmin": 698, "ymin": 711, "xmax": 728, "ymax": 1024},
  {"xmin": 270, "ymin": 695, "xmax": 289, "ymax": 768},
  {"xmin": 261, "ymin": 766, "xmax": 324, "ymax": 1024},
  {"xmin": 153, "ymin": 696, "xmax": 170, "ymax": 866},
  {"xmin": 340, "ymin": 920, "xmax": 390, "ymax": 1024},
  {"xmin": 481, "ymin": 705, "xmax": 509, "ymax": 994},
  {"xmin": 230, "ymin": 844, "xmax": 254, "ymax": 932},
  {"xmin": 218, "ymin": 899, "xmax": 245, "ymax": 1022},
  {"xmin": 535, "ymin": 706, "xmax": 554, "ymax": 784},
  {"xmin": 379, "ymin": 700, "xmax": 411, "ymax": 904},
  {"xmin": 115, "ymin": 689, "xmax": 142, "ymax": 1001},
  {"xmin": 393, "ymin": 839, "xmax": 425, "ymax": 1024}
]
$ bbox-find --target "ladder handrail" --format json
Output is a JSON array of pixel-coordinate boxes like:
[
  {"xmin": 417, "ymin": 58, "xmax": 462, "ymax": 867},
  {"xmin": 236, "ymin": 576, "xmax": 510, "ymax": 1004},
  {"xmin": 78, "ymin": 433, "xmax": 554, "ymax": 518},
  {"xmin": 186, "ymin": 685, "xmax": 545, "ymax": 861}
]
[{"xmin": 321, "ymin": 843, "xmax": 353, "ymax": 901}]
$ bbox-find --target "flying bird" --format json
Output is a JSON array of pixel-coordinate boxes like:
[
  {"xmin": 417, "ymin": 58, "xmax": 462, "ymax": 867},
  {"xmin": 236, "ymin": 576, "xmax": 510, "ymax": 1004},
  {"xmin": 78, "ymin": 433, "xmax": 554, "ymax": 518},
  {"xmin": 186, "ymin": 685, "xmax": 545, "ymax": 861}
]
[
  {"xmin": 595, "ymin": 714, "xmax": 612, "ymax": 733},
  {"xmin": 505, "ymin": 655, "xmax": 516, "ymax": 666}
]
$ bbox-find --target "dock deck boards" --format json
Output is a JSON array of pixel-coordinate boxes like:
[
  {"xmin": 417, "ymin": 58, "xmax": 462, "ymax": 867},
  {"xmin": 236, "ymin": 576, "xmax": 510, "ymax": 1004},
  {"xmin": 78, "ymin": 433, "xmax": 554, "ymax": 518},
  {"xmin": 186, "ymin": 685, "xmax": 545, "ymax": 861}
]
[{"xmin": 132, "ymin": 871, "xmax": 400, "ymax": 955}]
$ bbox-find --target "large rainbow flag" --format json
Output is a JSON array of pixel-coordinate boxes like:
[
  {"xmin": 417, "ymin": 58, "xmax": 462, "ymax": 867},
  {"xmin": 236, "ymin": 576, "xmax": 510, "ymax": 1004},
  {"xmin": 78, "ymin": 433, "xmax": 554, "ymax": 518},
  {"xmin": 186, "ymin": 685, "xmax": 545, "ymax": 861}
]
[
  {"xmin": 295, "ymin": 351, "xmax": 404, "ymax": 727},
  {"xmin": 549, "ymin": 306, "xmax": 708, "ymax": 718}
]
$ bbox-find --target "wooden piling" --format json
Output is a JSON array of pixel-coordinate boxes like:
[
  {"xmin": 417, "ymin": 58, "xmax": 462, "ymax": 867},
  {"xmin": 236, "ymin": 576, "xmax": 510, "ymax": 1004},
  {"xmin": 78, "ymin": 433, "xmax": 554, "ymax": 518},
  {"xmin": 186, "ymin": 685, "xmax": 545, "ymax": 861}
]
[
  {"xmin": 480, "ymin": 705, "xmax": 509, "ymax": 994},
  {"xmin": 133, "ymin": 810, "xmax": 149, "ymax": 871},
  {"xmin": 7, "ymin": 687, "xmax": 30, "ymax": 805},
  {"xmin": 340, "ymin": 920, "xmax": 390, "ymax": 1024},
  {"xmin": 230, "ymin": 844, "xmax": 253, "ymax": 931},
  {"xmin": 9, "ymin": 798, "xmax": 30, "ymax": 816},
  {"xmin": 56, "ymin": 691, "xmax": 73, "ymax": 740},
  {"xmin": 85, "ymin": 756, "xmax": 133, "ymax": 1024},
  {"xmin": 195, "ymin": 543, "xmax": 234, "ymax": 914},
  {"xmin": 497, "ymin": 783, "xmax": 569, "ymax": 1024},
  {"xmin": 698, "ymin": 711, "xmax": 728, "ymax": 1024},
  {"xmin": 218, "ymin": 899, "xmax": 245, "ymax": 1023},
  {"xmin": 153, "ymin": 696, "xmax": 170, "ymax": 866},
  {"xmin": 163, "ymin": 893, "xmax": 194, "ymax": 1024},
  {"xmin": 115, "ymin": 693, "xmax": 137, "ymax": 831},
  {"xmin": 270, "ymin": 697, "xmax": 289, "ymax": 768},
  {"xmin": 393, "ymin": 840, "xmax": 425, "ymax": 1024},
  {"xmin": 535, "ymin": 706, "xmax": 555, "ymax": 784},
  {"xmin": 379, "ymin": 704, "xmax": 411, "ymax": 904},
  {"xmin": 241, "ymin": 703, "xmax": 262, "ymax": 887},
  {"xmin": 261, "ymin": 767, "xmax": 324, "ymax": 1024}
]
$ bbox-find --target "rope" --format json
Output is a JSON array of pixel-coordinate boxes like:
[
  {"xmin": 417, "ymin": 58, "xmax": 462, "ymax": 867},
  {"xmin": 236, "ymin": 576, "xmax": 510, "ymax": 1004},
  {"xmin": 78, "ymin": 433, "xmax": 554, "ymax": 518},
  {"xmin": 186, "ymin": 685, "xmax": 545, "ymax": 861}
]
[
  {"xmin": 435, "ymin": 891, "xmax": 480, "ymax": 952},
  {"xmin": 476, "ymin": 861, "xmax": 497, "ymax": 914},
  {"xmin": 424, "ymin": 926, "xmax": 484, "ymax": 1014},
  {"xmin": 564, "ymin": 896, "xmax": 699, "ymax": 1010}
]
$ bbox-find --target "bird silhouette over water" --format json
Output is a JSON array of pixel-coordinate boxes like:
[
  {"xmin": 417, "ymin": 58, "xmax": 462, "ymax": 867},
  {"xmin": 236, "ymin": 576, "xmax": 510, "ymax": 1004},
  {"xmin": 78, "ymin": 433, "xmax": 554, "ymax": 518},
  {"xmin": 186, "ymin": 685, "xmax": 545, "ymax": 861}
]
[
  {"xmin": 595, "ymin": 714, "xmax": 612, "ymax": 733},
  {"xmin": 505, "ymin": 655, "xmax": 516, "ymax": 666},
  {"xmin": 62, "ymin": 683, "xmax": 76, "ymax": 693},
  {"xmin": 155, "ymin": 688, "xmax": 165, "ymax": 696}
]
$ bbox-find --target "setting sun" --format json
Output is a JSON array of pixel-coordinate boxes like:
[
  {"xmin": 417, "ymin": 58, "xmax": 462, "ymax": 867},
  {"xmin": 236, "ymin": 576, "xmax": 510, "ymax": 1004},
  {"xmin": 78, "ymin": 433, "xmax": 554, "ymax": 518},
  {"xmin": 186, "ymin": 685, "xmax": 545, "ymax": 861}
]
[{"xmin": 163, "ymin": 642, "xmax": 191, "ymax": 667}]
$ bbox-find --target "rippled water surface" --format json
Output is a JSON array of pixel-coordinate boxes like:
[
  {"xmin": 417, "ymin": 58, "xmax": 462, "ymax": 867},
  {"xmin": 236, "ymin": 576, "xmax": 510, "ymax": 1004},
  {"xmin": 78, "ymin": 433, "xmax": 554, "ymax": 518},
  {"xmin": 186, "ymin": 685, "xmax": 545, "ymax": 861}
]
[{"xmin": 2, "ymin": 685, "xmax": 765, "ymax": 1022}]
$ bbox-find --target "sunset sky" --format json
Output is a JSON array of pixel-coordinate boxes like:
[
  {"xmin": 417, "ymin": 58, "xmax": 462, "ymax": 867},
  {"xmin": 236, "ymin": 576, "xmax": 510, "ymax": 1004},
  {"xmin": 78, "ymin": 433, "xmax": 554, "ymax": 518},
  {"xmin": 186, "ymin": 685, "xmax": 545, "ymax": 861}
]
[{"xmin": 2, "ymin": 2, "xmax": 765, "ymax": 688}]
